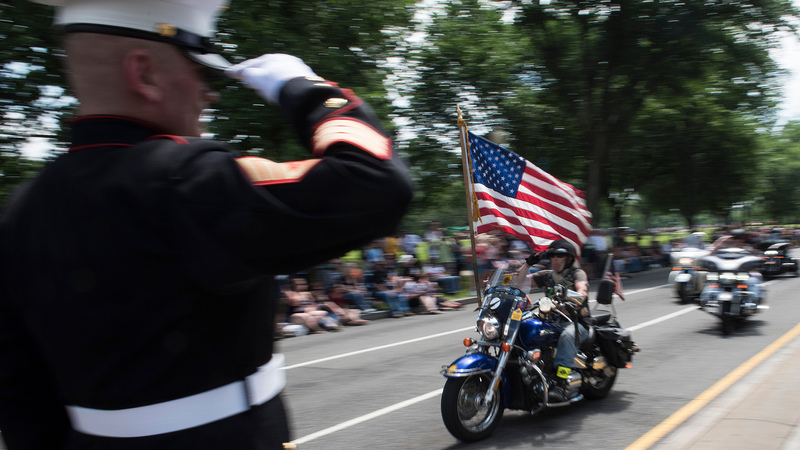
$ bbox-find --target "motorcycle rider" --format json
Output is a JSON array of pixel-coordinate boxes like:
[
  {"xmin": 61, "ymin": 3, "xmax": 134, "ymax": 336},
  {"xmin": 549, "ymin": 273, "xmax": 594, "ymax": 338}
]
[{"xmin": 518, "ymin": 240, "xmax": 589, "ymax": 402}]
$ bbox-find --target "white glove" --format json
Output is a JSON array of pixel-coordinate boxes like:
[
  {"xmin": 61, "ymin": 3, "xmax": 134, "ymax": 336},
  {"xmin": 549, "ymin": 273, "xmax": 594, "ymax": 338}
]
[{"xmin": 225, "ymin": 54, "xmax": 318, "ymax": 104}]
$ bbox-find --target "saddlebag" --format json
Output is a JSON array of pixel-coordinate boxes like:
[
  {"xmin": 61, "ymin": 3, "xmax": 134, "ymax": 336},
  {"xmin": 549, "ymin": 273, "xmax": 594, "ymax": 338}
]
[{"xmin": 595, "ymin": 326, "xmax": 634, "ymax": 368}]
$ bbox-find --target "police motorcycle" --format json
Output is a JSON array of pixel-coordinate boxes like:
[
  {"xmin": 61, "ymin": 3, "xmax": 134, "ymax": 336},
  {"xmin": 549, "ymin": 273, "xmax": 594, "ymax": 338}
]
[
  {"xmin": 760, "ymin": 242, "xmax": 798, "ymax": 279},
  {"xmin": 667, "ymin": 232, "xmax": 710, "ymax": 303},
  {"xmin": 440, "ymin": 262, "xmax": 635, "ymax": 442},
  {"xmin": 698, "ymin": 247, "xmax": 766, "ymax": 335}
]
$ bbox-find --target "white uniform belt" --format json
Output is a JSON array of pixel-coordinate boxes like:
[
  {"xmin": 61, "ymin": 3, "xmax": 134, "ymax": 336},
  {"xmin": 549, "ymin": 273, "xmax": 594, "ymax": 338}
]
[{"xmin": 65, "ymin": 353, "xmax": 286, "ymax": 438}]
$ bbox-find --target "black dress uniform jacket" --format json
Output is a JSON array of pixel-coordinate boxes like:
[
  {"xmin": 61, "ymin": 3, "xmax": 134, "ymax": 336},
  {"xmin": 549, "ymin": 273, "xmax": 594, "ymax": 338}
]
[{"xmin": 0, "ymin": 77, "xmax": 413, "ymax": 449}]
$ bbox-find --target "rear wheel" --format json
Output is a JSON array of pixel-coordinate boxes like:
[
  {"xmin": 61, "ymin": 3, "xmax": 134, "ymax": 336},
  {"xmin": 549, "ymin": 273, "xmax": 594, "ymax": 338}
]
[
  {"xmin": 441, "ymin": 375, "xmax": 503, "ymax": 442},
  {"xmin": 582, "ymin": 358, "xmax": 618, "ymax": 399},
  {"xmin": 677, "ymin": 283, "xmax": 690, "ymax": 304},
  {"xmin": 722, "ymin": 316, "xmax": 736, "ymax": 335}
]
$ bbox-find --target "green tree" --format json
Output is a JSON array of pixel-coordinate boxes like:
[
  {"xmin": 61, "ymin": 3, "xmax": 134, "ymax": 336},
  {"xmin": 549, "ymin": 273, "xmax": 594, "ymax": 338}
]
[
  {"xmin": 0, "ymin": 0, "xmax": 70, "ymax": 205},
  {"xmin": 514, "ymin": 0, "xmax": 797, "ymax": 222},
  {"xmin": 210, "ymin": 0, "xmax": 415, "ymax": 160},
  {"xmin": 398, "ymin": 0, "xmax": 798, "ymax": 227},
  {"xmin": 757, "ymin": 121, "xmax": 800, "ymax": 223}
]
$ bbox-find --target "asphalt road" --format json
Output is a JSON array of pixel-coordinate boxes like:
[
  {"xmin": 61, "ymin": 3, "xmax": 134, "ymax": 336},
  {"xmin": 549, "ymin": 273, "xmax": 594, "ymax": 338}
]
[{"xmin": 277, "ymin": 264, "xmax": 800, "ymax": 450}]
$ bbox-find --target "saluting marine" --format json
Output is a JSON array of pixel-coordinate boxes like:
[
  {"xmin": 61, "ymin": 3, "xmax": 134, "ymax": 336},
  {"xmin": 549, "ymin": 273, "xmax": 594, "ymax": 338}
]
[{"xmin": 0, "ymin": 1, "xmax": 413, "ymax": 449}]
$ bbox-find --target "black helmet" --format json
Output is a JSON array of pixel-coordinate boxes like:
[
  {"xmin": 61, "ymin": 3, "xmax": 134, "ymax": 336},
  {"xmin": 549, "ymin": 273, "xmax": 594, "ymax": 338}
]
[{"xmin": 546, "ymin": 239, "xmax": 576, "ymax": 266}]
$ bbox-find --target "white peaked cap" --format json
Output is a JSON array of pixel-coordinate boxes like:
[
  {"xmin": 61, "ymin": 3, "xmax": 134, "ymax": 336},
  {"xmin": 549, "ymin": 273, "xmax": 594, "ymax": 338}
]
[{"xmin": 31, "ymin": 0, "xmax": 232, "ymax": 72}]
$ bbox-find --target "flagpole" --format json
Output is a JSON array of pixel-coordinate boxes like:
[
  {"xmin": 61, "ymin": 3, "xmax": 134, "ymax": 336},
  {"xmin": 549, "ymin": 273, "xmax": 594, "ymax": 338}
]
[{"xmin": 457, "ymin": 106, "xmax": 483, "ymax": 303}]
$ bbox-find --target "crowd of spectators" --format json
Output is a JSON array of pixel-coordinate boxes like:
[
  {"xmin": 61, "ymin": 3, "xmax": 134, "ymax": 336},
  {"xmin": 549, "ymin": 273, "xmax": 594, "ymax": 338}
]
[
  {"xmin": 275, "ymin": 223, "xmax": 475, "ymax": 337},
  {"xmin": 275, "ymin": 224, "xmax": 800, "ymax": 336}
]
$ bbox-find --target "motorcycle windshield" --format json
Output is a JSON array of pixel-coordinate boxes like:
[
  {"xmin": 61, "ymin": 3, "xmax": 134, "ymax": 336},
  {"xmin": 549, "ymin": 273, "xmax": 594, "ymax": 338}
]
[{"xmin": 482, "ymin": 261, "xmax": 532, "ymax": 300}]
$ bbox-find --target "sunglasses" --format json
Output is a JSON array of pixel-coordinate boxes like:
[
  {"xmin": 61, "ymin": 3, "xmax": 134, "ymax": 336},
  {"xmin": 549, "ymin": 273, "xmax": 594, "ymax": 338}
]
[{"xmin": 550, "ymin": 253, "xmax": 569, "ymax": 259}]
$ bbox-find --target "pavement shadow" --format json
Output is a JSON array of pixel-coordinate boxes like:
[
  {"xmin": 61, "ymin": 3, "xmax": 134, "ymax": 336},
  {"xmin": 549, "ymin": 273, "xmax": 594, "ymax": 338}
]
[
  {"xmin": 439, "ymin": 390, "xmax": 635, "ymax": 449},
  {"xmin": 695, "ymin": 316, "xmax": 767, "ymax": 338}
]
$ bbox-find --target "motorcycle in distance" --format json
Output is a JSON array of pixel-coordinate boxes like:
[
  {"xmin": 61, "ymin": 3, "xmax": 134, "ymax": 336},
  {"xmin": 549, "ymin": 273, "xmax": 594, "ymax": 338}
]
[
  {"xmin": 698, "ymin": 247, "xmax": 767, "ymax": 335},
  {"xmin": 440, "ymin": 262, "xmax": 637, "ymax": 442},
  {"xmin": 667, "ymin": 232, "xmax": 710, "ymax": 304},
  {"xmin": 760, "ymin": 242, "xmax": 799, "ymax": 279},
  {"xmin": 669, "ymin": 256, "xmax": 707, "ymax": 304}
]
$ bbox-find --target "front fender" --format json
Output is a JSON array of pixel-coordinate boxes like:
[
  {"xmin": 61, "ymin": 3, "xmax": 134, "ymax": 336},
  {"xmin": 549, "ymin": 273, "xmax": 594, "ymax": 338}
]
[
  {"xmin": 442, "ymin": 352, "xmax": 497, "ymax": 378},
  {"xmin": 442, "ymin": 352, "xmax": 514, "ymax": 407}
]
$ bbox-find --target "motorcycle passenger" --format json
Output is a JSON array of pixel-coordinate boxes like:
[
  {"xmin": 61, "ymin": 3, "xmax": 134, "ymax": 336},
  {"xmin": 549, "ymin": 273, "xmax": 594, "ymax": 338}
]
[{"xmin": 518, "ymin": 240, "xmax": 589, "ymax": 402}]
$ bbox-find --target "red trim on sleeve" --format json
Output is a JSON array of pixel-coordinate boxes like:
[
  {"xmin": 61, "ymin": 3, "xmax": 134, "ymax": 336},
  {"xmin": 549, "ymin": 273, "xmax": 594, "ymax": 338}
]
[
  {"xmin": 311, "ymin": 117, "xmax": 391, "ymax": 160},
  {"xmin": 146, "ymin": 135, "xmax": 191, "ymax": 144},
  {"xmin": 236, "ymin": 157, "xmax": 322, "ymax": 186},
  {"xmin": 68, "ymin": 143, "xmax": 134, "ymax": 152}
]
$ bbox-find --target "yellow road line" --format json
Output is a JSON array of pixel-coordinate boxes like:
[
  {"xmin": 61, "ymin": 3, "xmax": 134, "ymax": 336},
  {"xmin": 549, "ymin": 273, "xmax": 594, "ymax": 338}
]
[{"xmin": 625, "ymin": 321, "xmax": 800, "ymax": 450}]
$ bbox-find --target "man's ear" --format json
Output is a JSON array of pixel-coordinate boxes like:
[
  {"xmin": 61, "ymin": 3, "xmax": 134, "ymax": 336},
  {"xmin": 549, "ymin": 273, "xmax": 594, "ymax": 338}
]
[{"xmin": 123, "ymin": 49, "xmax": 162, "ymax": 103}]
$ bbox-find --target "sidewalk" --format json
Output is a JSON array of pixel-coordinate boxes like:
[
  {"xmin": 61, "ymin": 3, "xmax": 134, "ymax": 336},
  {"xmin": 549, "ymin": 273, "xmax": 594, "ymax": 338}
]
[{"xmin": 651, "ymin": 325, "xmax": 800, "ymax": 450}]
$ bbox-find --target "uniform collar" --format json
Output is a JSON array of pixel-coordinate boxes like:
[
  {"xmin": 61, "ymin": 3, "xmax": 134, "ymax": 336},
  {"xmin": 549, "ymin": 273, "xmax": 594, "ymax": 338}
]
[{"xmin": 68, "ymin": 116, "xmax": 170, "ymax": 151}]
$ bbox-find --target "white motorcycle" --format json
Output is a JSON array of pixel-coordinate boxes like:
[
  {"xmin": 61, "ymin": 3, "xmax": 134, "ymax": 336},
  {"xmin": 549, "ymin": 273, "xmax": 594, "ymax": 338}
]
[
  {"xmin": 698, "ymin": 247, "xmax": 766, "ymax": 334},
  {"xmin": 667, "ymin": 240, "xmax": 710, "ymax": 303}
]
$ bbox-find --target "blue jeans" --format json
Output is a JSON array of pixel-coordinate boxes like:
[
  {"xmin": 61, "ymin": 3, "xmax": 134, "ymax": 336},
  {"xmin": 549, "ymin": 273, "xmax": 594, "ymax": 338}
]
[
  {"xmin": 375, "ymin": 290, "xmax": 409, "ymax": 314},
  {"xmin": 344, "ymin": 291, "xmax": 373, "ymax": 311},
  {"xmin": 554, "ymin": 322, "xmax": 589, "ymax": 368},
  {"xmin": 435, "ymin": 276, "xmax": 461, "ymax": 294}
]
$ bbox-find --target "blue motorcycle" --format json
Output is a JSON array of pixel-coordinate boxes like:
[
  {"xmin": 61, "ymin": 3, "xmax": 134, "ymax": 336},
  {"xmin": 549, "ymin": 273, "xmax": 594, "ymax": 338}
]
[{"xmin": 440, "ymin": 262, "xmax": 636, "ymax": 442}]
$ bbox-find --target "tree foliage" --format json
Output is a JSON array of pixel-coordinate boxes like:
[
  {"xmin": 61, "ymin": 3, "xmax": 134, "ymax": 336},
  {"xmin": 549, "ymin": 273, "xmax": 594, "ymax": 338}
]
[
  {"xmin": 209, "ymin": 0, "xmax": 415, "ymax": 160},
  {"xmin": 2, "ymin": 0, "xmax": 800, "ymax": 231},
  {"xmin": 398, "ymin": 0, "xmax": 799, "ymax": 227},
  {"xmin": 0, "ymin": 0, "xmax": 70, "ymax": 205}
]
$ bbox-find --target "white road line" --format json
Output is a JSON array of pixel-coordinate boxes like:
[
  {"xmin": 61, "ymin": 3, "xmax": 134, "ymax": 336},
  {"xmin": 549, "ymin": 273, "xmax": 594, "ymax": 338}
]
[
  {"xmin": 628, "ymin": 306, "xmax": 699, "ymax": 332},
  {"xmin": 282, "ymin": 326, "xmax": 474, "ymax": 370},
  {"xmin": 288, "ymin": 283, "xmax": 691, "ymax": 445},
  {"xmin": 290, "ymin": 389, "xmax": 443, "ymax": 445},
  {"xmin": 285, "ymin": 285, "xmax": 671, "ymax": 371},
  {"xmin": 623, "ymin": 284, "xmax": 671, "ymax": 296}
]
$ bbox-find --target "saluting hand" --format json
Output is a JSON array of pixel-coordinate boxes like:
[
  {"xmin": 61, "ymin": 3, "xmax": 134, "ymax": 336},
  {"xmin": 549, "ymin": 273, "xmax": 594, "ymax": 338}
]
[{"xmin": 225, "ymin": 54, "xmax": 318, "ymax": 105}]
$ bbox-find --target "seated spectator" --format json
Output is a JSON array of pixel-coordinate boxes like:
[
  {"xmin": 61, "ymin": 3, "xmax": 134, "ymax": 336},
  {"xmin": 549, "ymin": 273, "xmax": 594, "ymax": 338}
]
[
  {"xmin": 284, "ymin": 277, "xmax": 338, "ymax": 333},
  {"xmin": 418, "ymin": 272, "xmax": 463, "ymax": 310},
  {"xmin": 311, "ymin": 282, "xmax": 369, "ymax": 326},
  {"xmin": 622, "ymin": 245, "xmax": 645, "ymax": 272},
  {"xmin": 643, "ymin": 242, "xmax": 665, "ymax": 268},
  {"xmin": 372, "ymin": 260, "xmax": 411, "ymax": 318},
  {"xmin": 423, "ymin": 255, "xmax": 461, "ymax": 295},
  {"xmin": 341, "ymin": 262, "xmax": 378, "ymax": 312},
  {"xmin": 401, "ymin": 274, "xmax": 442, "ymax": 314},
  {"xmin": 362, "ymin": 239, "xmax": 385, "ymax": 270},
  {"xmin": 398, "ymin": 254, "xmax": 421, "ymax": 278}
]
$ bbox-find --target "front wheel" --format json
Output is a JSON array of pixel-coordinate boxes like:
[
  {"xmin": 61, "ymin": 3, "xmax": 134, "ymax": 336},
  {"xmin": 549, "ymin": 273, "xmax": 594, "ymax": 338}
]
[
  {"xmin": 441, "ymin": 375, "xmax": 504, "ymax": 442},
  {"xmin": 582, "ymin": 361, "xmax": 618, "ymax": 399}
]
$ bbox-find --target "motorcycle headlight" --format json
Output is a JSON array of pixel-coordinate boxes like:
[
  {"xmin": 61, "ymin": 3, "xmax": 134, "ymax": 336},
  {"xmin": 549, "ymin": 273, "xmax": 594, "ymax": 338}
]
[
  {"xmin": 477, "ymin": 315, "xmax": 500, "ymax": 340},
  {"xmin": 765, "ymin": 250, "xmax": 778, "ymax": 256},
  {"xmin": 736, "ymin": 273, "xmax": 750, "ymax": 282},
  {"xmin": 678, "ymin": 257, "xmax": 694, "ymax": 266},
  {"xmin": 720, "ymin": 272, "xmax": 737, "ymax": 284}
]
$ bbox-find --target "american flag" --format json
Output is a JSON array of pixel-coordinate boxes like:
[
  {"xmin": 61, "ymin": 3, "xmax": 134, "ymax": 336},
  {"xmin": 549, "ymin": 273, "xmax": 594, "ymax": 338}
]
[{"xmin": 467, "ymin": 131, "xmax": 592, "ymax": 253}]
